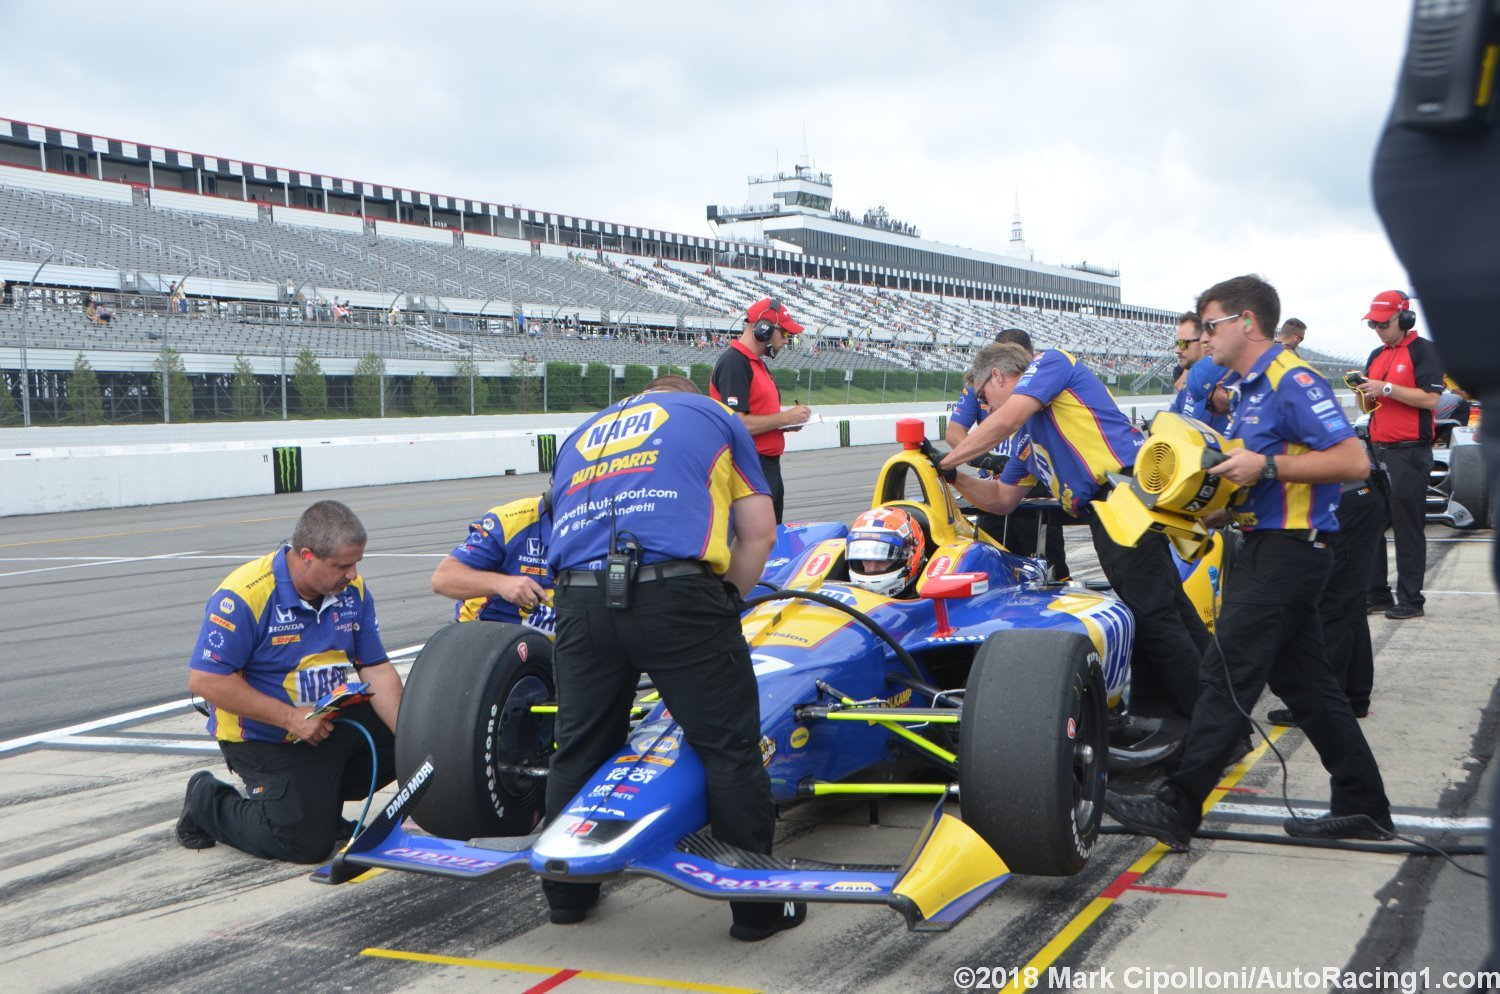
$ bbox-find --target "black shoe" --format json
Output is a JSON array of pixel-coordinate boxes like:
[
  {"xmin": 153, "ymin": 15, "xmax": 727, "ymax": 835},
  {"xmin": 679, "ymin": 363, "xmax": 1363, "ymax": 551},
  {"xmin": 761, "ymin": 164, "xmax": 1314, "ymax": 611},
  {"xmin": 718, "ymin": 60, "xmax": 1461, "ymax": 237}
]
[
  {"xmin": 176, "ymin": 771, "xmax": 217, "ymax": 850},
  {"xmin": 1385, "ymin": 604, "xmax": 1424, "ymax": 620},
  {"xmin": 334, "ymin": 817, "xmax": 358, "ymax": 846},
  {"xmin": 1225, "ymin": 736, "xmax": 1253, "ymax": 769},
  {"xmin": 1366, "ymin": 597, "xmax": 1396, "ymax": 616},
  {"xmin": 548, "ymin": 890, "xmax": 599, "ymax": 925},
  {"xmin": 1104, "ymin": 790, "xmax": 1193, "ymax": 852},
  {"xmin": 729, "ymin": 901, "xmax": 808, "ymax": 942},
  {"xmin": 1283, "ymin": 813, "xmax": 1395, "ymax": 841},
  {"xmin": 1267, "ymin": 708, "xmax": 1297, "ymax": 727}
]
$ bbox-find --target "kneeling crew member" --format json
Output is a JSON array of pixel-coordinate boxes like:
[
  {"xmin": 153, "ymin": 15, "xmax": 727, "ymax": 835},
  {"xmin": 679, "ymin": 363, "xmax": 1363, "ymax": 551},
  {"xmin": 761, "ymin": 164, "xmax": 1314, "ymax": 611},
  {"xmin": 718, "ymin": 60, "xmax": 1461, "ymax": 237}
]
[
  {"xmin": 1106, "ymin": 274, "xmax": 1393, "ymax": 849},
  {"xmin": 543, "ymin": 374, "xmax": 804, "ymax": 941},
  {"xmin": 431, "ymin": 492, "xmax": 554, "ymax": 635},
  {"xmin": 177, "ymin": 501, "xmax": 403, "ymax": 863}
]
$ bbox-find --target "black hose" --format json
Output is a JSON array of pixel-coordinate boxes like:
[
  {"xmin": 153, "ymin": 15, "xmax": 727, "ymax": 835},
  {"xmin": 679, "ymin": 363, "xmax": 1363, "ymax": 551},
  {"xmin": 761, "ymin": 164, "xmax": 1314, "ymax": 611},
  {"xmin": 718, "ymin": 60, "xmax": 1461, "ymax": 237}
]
[
  {"xmin": 1101, "ymin": 823, "xmax": 1486, "ymax": 855},
  {"xmin": 743, "ymin": 586, "xmax": 924, "ymax": 682}
]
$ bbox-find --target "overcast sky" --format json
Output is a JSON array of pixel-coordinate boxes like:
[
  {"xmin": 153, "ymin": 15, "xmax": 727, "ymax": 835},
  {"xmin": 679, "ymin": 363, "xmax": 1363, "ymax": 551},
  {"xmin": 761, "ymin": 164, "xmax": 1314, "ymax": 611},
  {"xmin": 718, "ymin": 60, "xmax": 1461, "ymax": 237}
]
[{"xmin": 4, "ymin": 0, "xmax": 1419, "ymax": 359}]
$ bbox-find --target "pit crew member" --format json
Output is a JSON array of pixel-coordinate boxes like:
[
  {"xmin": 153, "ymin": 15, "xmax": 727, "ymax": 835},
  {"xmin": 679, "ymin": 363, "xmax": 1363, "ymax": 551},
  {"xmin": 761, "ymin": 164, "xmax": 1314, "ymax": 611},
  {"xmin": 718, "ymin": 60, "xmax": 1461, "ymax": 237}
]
[
  {"xmin": 176, "ymin": 501, "xmax": 403, "ymax": 863},
  {"xmin": 430, "ymin": 492, "xmax": 554, "ymax": 634},
  {"xmin": 941, "ymin": 343, "xmax": 1208, "ymax": 723},
  {"xmin": 543, "ymin": 375, "xmax": 803, "ymax": 941},
  {"xmin": 709, "ymin": 297, "xmax": 812, "ymax": 523},
  {"xmin": 1106, "ymin": 274, "xmax": 1393, "ymax": 848}
]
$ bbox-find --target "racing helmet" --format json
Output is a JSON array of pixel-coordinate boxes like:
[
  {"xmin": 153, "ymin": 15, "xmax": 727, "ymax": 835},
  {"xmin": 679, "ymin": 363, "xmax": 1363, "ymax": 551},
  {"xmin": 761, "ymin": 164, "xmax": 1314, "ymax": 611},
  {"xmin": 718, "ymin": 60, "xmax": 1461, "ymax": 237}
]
[{"xmin": 845, "ymin": 507, "xmax": 926, "ymax": 597}]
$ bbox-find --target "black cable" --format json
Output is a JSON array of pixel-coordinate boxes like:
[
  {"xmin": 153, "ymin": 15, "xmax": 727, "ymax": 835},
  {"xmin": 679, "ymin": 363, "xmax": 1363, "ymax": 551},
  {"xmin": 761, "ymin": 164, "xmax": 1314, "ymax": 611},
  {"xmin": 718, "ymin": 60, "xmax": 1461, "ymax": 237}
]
[
  {"xmin": 1201, "ymin": 531, "xmax": 1488, "ymax": 878},
  {"xmin": 1100, "ymin": 823, "xmax": 1485, "ymax": 856}
]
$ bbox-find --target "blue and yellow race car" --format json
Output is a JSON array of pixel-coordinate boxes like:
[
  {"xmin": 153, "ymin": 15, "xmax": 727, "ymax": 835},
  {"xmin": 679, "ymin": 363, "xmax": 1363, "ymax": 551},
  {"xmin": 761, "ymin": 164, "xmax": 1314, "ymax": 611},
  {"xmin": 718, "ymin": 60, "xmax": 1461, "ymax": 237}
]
[{"xmin": 317, "ymin": 419, "xmax": 1228, "ymax": 931}]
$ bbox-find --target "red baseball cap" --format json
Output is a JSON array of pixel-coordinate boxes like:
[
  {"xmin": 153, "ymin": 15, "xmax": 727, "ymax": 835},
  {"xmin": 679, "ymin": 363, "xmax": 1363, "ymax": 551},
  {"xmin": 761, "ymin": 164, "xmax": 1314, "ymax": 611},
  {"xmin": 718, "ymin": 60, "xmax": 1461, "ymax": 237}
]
[
  {"xmin": 1363, "ymin": 290, "xmax": 1409, "ymax": 323},
  {"xmin": 746, "ymin": 297, "xmax": 804, "ymax": 335}
]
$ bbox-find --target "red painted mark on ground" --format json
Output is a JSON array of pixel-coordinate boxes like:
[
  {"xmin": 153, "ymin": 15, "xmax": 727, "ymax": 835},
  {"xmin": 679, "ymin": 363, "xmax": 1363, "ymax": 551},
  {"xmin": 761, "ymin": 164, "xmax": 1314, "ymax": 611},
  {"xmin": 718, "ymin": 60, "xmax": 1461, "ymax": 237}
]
[
  {"xmin": 1128, "ymin": 883, "xmax": 1228, "ymax": 899},
  {"xmin": 1218, "ymin": 786, "xmax": 1264, "ymax": 794},
  {"xmin": 1100, "ymin": 869, "xmax": 1142, "ymax": 900},
  {"xmin": 520, "ymin": 969, "xmax": 581, "ymax": 994}
]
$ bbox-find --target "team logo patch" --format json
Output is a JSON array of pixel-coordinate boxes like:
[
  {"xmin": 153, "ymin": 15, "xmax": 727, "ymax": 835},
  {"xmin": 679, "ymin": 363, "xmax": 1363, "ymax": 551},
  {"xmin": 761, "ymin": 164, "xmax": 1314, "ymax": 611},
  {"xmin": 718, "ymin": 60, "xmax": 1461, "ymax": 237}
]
[
  {"xmin": 219, "ymin": 597, "xmax": 235, "ymax": 614},
  {"xmin": 574, "ymin": 402, "xmax": 670, "ymax": 461},
  {"xmin": 1293, "ymin": 371, "xmax": 1314, "ymax": 387},
  {"xmin": 927, "ymin": 555, "xmax": 952, "ymax": 578},
  {"xmin": 804, "ymin": 552, "xmax": 831, "ymax": 576},
  {"xmin": 209, "ymin": 614, "xmax": 235, "ymax": 632},
  {"xmin": 271, "ymin": 633, "xmax": 301, "ymax": 645},
  {"xmin": 760, "ymin": 735, "xmax": 777, "ymax": 767},
  {"xmin": 789, "ymin": 727, "xmax": 810, "ymax": 749}
]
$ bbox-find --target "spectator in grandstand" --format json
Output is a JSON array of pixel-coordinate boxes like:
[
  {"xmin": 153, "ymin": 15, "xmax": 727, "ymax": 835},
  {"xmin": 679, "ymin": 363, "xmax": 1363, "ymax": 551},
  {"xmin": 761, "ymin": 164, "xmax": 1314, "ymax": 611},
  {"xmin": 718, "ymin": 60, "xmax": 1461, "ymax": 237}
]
[
  {"xmin": 176, "ymin": 501, "xmax": 403, "ymax": 863},
  {"xmin": 1357, "ymin": 290, "xmax": 1443, "ymax": 621},
  {"xmin": 1277, "ymin": 318, "xmax": 1306, "ymax": 352},
  {"xmin": 430, "ymin": 493, "xmax": 554, "ymax": 634},
  {"xmin": 2, "ymin": 280, "xmax": 14, "ymax": 306},
  {"xmin": 709, "ymin": 298, "xmax": 813, "ymax": 523},
  {"xmin": 940, "ymin": 343, "xmax": 1206, "ymax": 723},
  {"xmin": 1106, "ymin": 274, "xmax": 1391, "ymax": 850},
  {"xmin": 946, "ymin": 328, "xmax": 1070, "ymax": 579}
]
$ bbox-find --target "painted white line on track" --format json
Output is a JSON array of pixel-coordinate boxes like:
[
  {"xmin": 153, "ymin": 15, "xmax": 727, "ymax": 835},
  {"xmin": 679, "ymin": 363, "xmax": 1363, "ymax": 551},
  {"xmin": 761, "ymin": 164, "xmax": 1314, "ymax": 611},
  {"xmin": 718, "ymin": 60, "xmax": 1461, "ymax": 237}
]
[
  {"xmin": 0, "ymin": 550, "xmax": 207, "ymax": 579},
  {"xmin": 1421, "ymin": 590, "xmax": 1499, "ymax": 597},
  {"xmin": 1207, "ymin": 801, "xmax": 1489, "ymax": 834},
  {"xmin": 0, "ymin": 642, "xmax": 424, "ymax": 754},
  {"xmin": 48, "ymin": 736, "xmax": 222, "ymax": 752}
]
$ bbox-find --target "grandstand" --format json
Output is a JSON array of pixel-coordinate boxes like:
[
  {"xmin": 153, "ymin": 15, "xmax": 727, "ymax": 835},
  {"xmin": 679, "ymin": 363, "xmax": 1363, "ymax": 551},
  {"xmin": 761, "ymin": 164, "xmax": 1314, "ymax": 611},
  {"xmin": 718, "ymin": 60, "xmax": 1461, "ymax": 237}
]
[{"xmin": 0, "ymin": 117, "xmax": 1342, "ymax": 423}]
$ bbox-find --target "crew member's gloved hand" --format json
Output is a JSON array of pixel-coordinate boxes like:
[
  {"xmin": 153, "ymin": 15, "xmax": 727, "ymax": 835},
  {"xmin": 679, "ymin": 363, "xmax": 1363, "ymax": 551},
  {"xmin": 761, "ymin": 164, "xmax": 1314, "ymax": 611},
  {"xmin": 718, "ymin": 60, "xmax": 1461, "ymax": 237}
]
[
  {"xmin": 920, "ymin": 440, "xmax": 957, "ymax": 482},
  {"xmin": 967, "ymin": 452, "xmax": 1008, "ymax": 475}
]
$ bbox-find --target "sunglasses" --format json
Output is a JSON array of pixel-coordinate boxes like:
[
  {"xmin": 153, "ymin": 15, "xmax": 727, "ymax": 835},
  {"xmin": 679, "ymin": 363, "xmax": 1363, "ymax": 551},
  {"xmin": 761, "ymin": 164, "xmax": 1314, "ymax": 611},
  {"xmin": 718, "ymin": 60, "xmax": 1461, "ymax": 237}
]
[
  {"xmin": 1367, "ymin": 318, "xmax": 1394, "ymax": 330},
  {"xmin": 1174, "ymin": 339, "xmax": 1197, "ymax": 350},
  {"xmin": 1202, "ymin": 312, "xmax": 1243, "ymax": 336}
]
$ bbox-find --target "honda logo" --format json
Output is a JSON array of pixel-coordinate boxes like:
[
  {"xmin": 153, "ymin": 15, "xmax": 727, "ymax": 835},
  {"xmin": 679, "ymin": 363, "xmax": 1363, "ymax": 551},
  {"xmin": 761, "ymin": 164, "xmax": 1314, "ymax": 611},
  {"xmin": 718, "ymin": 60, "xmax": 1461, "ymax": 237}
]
[{"xmin": 274, "ymin": 604, "xmax": 298, "ymax": 624}]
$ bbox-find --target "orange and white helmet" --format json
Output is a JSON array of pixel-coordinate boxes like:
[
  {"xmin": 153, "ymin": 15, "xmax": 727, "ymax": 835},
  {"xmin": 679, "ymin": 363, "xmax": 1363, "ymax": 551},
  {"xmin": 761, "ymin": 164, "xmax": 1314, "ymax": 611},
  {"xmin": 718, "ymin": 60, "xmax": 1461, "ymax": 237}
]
[{"xmin": 846, "ymin": 507, "xmax": 925, "ymax": 597}]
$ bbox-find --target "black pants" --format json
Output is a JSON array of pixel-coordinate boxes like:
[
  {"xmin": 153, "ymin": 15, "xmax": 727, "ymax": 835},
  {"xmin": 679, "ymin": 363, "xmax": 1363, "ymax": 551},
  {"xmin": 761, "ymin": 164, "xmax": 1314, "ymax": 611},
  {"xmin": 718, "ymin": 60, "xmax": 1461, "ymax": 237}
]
[
  {"xmin": 976, "ymin": 507, "xmax": 1071, "ymax": 579},
  {"xmin": 1323, "ymin": 485, "xmax": 1385, "ymax": 713},
  {"xmin": 545, "ymin": 572, "xmax": 776, "ymax": 925},
  {"xmin": 190, "ymin": 703, "xmax": 395, "ymax": 863},
  {"xmin": 760, "ymin": 454, "xmax": 785, "ymax": 524},
  {"xmin": 1369, "ymin": 445, "xmax": 1431, "ymax": 608},
  {"xmin": 1087, "ymin": 512, "xmax": 1208, "ymax": 720},
  {"xmin": 1165, "ymin": 533, "xmax": 1389, "ymax": 829}
]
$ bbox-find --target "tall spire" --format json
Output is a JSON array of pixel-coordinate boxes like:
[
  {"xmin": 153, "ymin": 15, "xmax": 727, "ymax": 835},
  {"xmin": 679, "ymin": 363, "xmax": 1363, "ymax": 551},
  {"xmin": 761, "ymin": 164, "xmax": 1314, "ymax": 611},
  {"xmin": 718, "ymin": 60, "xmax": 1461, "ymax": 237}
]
[{"xmin": 1008, "ymin": 191, "xmax": 1027, "ymax": 257}]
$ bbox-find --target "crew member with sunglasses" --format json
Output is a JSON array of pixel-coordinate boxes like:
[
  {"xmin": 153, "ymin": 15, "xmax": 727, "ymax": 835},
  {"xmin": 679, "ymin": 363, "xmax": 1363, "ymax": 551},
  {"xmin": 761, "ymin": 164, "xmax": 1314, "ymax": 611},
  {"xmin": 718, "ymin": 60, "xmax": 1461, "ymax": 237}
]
[
  {"xmin": 1356, "ymin": 290, "xmax": 1443, "ymax": 621},
  {"xmin": 1169, "ymin": 312, "xmax": 1230, "ymax": 433}
]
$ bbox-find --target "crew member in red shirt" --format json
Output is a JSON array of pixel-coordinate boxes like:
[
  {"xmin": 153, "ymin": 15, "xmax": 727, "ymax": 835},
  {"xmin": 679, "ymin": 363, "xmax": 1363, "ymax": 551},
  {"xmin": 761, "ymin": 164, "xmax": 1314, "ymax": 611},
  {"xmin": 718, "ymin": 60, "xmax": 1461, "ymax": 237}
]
[
  {"xmin": 1356, "ymin": 290, "xmax": 1443, "ymax": 620},
  {"xmin": 709, "ymin": 298, "xmax": 813, "ymax": 522}
]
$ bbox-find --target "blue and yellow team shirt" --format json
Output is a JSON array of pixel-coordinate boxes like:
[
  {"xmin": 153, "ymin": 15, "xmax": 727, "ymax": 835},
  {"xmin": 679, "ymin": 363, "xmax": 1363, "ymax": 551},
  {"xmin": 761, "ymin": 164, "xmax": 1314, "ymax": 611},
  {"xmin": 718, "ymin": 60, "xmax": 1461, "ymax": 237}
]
[
  {"xmin": 997, "ymin": 350, "xmax": 1144, "ymax": 514},
  {"xmin": 449, "ymin": 495, "xmax": 555, "ymax": 633},
  {"xmin": 188, "ymin": 546, "xmax": 388, "ymax": 743},
  {"xmin": 547, "ymin": 391, "xmax": 770, "ymax": 574},
  {"xmin": 1223, "ymin": 344, "xmax": 1352, "ymax": 533},
  {"xmin": 1170, "ymin": 356, "xmax": 1232, "ymax": 433}
]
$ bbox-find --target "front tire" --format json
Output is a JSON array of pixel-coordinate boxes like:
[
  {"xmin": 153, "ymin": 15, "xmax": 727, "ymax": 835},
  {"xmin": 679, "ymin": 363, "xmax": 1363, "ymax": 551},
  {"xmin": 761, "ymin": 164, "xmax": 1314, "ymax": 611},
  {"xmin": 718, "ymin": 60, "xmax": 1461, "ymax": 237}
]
[
  {"xmin": 1449, "ymin": 444, "xmax": 1491, "ymax": 529},
  {"xmin": 396, "ymin": 621, "xmax": 555, "ymax": 839},
  {"xmin": 958, "ymin": 629, "xmax": 1108, "ymax": 876}
]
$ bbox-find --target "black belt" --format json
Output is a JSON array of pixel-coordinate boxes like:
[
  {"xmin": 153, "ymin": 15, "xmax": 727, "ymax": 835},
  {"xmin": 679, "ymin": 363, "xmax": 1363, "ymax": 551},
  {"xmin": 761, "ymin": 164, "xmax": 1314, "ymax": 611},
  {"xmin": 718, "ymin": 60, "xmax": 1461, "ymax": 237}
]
[
  {"xmin": 1373, "ymin": 440, "xmax": 1426, "ymax": 449},
  {"xmin": 1246, "ymin": 528, "xmax": 1324, "ymax": 543},
  {"xmin": 558, "ymin": 560, "xmax": 713, "ymax": 586},
  {"xmin": 759, "ymin": 454, "xmax": 780, "ymax": 462}
]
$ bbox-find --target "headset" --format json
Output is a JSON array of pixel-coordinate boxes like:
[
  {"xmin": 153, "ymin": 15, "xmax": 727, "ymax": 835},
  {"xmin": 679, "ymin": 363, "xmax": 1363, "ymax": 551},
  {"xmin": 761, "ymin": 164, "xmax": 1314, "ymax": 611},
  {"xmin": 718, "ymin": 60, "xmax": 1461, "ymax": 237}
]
[
  {"xmin": 1392, "ymin": 290, "xmax": 1417, "ymax": 332},
  {"xmin": 752, "ymin": 298, "xmax": 786, "ymax": 344}
]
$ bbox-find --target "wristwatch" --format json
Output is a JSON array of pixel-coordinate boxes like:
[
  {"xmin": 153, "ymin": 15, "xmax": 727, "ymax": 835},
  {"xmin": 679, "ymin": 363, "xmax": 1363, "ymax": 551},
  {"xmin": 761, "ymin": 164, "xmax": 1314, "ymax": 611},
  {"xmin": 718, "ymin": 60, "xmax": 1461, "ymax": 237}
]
[
  {"xmin": 1260, "ymin": 455, "xmax": 1278, "ymax": 482},
  {"xmin": 1381, "ymin": 382, "xmax": 1394, "ymax": 397}
]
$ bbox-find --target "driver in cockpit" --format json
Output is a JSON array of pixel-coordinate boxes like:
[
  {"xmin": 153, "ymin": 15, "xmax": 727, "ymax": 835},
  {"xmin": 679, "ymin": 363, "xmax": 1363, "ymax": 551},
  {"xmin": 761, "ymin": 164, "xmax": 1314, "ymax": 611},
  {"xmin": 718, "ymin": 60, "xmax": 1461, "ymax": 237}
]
[{"xmin": 844, "ymin": 507, "xmax": 927, "ymax": 598}]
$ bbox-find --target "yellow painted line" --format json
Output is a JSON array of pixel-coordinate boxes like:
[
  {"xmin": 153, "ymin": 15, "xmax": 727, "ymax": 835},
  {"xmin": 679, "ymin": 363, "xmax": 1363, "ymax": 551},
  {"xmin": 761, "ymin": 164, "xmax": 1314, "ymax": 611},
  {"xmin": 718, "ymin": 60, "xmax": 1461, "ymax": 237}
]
[
  {"xmin": 1004, "ymin": 726, "xmax": 1288, "ymax": 992},
  {"xmin": 361, "ymin": 947, "xmax": 764, "ymax": 993}
]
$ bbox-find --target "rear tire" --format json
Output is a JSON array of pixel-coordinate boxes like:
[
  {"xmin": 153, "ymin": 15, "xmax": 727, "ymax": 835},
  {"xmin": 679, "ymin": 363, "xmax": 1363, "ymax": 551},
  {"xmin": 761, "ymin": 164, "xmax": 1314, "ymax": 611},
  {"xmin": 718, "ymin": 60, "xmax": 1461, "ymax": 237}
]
[
  {"xmin": 396, "ymin": 621, "xmax": 554, "ymax": 839},
  {"xmin": 1449, "ymin": 443, "xmax": 1491, "ymax": 529},
  {"xmin": 959, "ymin": 629, "xmax": 1107, "ymax": 876}
]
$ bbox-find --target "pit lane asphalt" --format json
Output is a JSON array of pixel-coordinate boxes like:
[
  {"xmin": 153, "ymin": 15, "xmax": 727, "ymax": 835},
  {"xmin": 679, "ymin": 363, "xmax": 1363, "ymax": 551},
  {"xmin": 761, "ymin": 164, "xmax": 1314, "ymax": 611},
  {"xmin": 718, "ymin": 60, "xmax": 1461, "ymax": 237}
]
[{"xmin": 0, "ymin": 447, "xmax": 1495, "ymax": 994}]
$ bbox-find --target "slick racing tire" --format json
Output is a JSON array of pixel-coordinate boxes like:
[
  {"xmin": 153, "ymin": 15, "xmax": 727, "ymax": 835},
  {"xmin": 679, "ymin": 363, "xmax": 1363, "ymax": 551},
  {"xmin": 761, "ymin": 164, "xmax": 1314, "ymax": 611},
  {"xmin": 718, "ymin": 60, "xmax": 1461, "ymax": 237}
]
[
  {"xmin": 396, "ymin": 621, "xmax": 554, "ymax": 840},
  {"xmin": 1448, "ymin": 443, "xmax": 1491, "ymax": 529},
  {"xmin": 959, "ymin": 629, "xmax": 1107, "ymax": 876}
]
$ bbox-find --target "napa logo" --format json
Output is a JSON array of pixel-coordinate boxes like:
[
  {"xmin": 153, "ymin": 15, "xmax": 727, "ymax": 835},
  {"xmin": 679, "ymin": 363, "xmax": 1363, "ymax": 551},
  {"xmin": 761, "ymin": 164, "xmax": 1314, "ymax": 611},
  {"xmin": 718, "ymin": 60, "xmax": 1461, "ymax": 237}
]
[{"xmin": 575, "ymin": 403, "xmax": 669, "ymax": 461}]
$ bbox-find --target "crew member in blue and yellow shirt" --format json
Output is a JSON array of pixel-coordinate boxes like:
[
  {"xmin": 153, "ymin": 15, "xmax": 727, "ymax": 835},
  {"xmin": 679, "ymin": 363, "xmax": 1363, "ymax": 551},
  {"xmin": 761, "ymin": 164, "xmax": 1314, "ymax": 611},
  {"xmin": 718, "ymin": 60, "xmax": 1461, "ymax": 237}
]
[
  {"xmin": 176, "ymin": 500, "xmax": 403, "ymax": 863},
  {"xmin": 943, "ymin": 343, "xmax": 1208, "ymax": 723},
  {"xmin": 1107, "ymin": 274, "xmax": 1392, "ymax": 852},
  {"xmin": 431, "ymin": 493, "xmax": 554, "ymax": 635},
  {"xmin": 542, "ymin": 375, "xmax": 802, "ymax": 942}
]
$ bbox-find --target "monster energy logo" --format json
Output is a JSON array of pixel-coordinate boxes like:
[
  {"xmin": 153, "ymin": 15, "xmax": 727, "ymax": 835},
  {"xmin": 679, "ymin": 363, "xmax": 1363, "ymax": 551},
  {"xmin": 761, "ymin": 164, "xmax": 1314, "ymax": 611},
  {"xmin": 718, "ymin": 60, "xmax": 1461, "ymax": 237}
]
[
  {"xmin": 274, "ymin": 446, "xmax": 303, "ymax": 494},
  {"xmin": 537, "ymin": 434, "xmax": 558, "ymax": 472},
  {"xmin": 838, "ymin": 420, "xmax": 851, "ymax": 448},
  {"xmin": 937, "ymin": 415, "xmax": 947, "ymax": 437}
]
